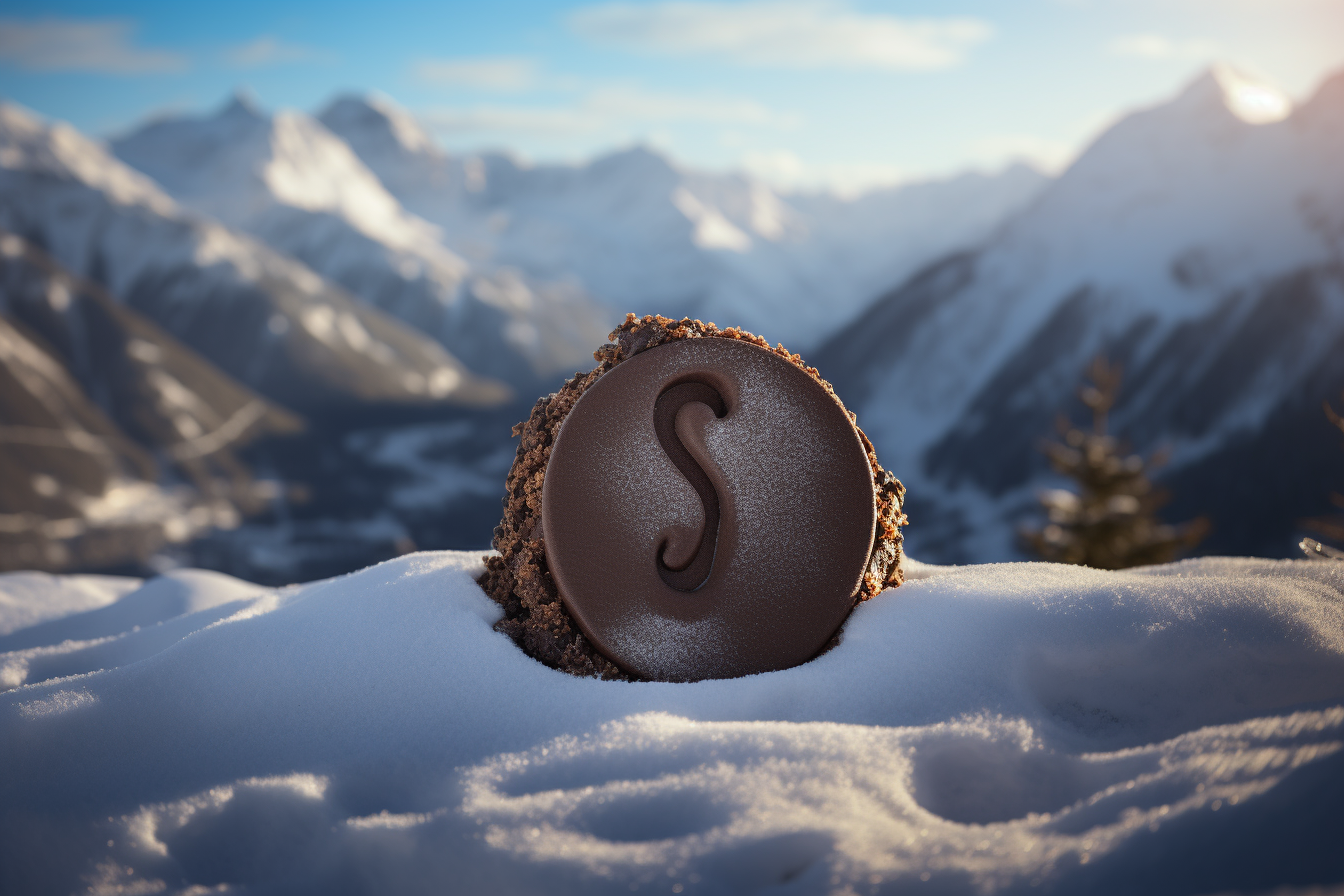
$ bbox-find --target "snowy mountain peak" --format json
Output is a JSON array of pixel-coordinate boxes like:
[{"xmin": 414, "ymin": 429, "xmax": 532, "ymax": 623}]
[
  {"xmin": 115, "ymin": 93, "xmax": 613, "ymax": 389},
  {"xmin": 0, "ymin": 101, "xmax": 176, "ymax": 216},
  {"xmin": 318, "ymin": 93, "xmax": 441, "ymax": 158},
  {"xmin": 220, "ymin": 89, "xmax": 265, "ymax": 122},
  {"xmin": 588, "ymin": 144, "xmax": 679, "ymax": 184},
  {"xmin": 1174, "ymin": 65, "xmax": 1292, "ymax": 125},
  {"xmin": 113, "ymin": 99, "xmax": 457, "ymax": 262}
]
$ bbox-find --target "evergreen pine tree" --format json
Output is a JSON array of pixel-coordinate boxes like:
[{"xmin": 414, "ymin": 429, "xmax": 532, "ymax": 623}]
[
  {"xmin": 1022, "ymin": 358, "xmax": 1208, "ymax": 569},
  {"xmin": 1301, "ymin": 391, "xmax": 1344, "ymax": 561}
]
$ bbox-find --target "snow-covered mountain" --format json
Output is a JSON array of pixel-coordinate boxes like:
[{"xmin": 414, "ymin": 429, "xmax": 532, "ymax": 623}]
[
  {"xmin": 816, "ymin": 65, "xmax": 1344, "ymax": 561},
  {"xmin": 0, "ymin": 101, "xmax": 508, "ymax": 420},
  {"xmin": 113, "ymin": 96, "xmax": 611, "ymax": 390},
  {"xmin": 319, "ymin": 94, "xmax": 1048, "ymax": 350}
]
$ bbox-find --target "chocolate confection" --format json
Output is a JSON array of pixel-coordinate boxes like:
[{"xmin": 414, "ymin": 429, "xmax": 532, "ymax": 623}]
[
  {"xmin": 480, "ymin": 314, "xmax": 907, "ymax": 681},
  {"xmin": 544, "ymin": 337, "xmax": 877, "ymax": 680}
]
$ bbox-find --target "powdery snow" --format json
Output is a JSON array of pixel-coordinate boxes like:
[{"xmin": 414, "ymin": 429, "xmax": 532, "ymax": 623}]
[
  {"xmin": 2, "ymin": 553, "xmax": 1342, "ymax": 894},
  {"xmin": 0, "ymin": 572, "xmax": 139, "ymax": 638}
]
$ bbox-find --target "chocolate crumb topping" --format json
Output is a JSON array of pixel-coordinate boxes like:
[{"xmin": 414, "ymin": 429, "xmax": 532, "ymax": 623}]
[{"xmin": 479, "ymin": 313, "xmax": 907, "ymax": 680}]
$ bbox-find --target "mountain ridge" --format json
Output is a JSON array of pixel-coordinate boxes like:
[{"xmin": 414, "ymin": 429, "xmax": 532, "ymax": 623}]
[
  {"xmin": 318, "ymin": 93, "xmax": 1050, "ymax": 350},
  {"xmin": 113, "ymin": 97, "xmax": 612, "ymax": 391},
  {"xmin": 816, "ymin": 64, "xmax": 1344, "ymax": 561},
  {"xmin": 0, "ymin": 100, "xmax": 510, "ymax": 422}
]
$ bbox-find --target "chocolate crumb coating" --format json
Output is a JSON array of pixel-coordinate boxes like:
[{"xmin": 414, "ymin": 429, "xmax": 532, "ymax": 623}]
[{"xmin": 479, "ymin": 313, "xmax": 907, "ymax": 680}]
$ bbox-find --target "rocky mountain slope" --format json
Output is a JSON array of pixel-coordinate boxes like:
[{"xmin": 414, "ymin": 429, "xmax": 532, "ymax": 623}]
[
  {"xmin": 817, "ymin": 66, "xmax": 1344, "ymax": 561},
  {"xmin": 0, "ymin": 231, "xmax": 305, "ymax": 571},
  {"xmin": 319, "ymin": 94, "xmax": 1047, "ymax": 351},
  {"xmin": 0, "ymin": 229, "xmax": 301, "ymax": 466}
]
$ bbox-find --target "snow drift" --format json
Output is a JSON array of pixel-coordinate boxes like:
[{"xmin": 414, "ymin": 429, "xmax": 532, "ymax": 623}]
[{"xmin": 2, "ymin": 553, "xmax": 1342, "ymax": 894}]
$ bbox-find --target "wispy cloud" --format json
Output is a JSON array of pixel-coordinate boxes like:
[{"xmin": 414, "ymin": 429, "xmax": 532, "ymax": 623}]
[
  {"xmin": 413, "ymin": 57, "xmax": 540, "ymax": 92},
  {"xmin": 223, "ymin": 35, "xmax": 328, "ymax": 69},
  {"xmin": 0, "ymin": 18, "xmax": 185, "ymax": 73},
  {"xmin": 423, "ymin": 86, "xmax": 797, "ymax": 138},
  {"xmin": 740, "ymin": 149, "xmax": 906, "ymax": 194},
  {"xmin": 568, "ymin": 1, "xmax": 991, "ymax": 71},
  {"xmin": 1110, "ymin": 34, "xmax": 1218, "ymax": 60}
]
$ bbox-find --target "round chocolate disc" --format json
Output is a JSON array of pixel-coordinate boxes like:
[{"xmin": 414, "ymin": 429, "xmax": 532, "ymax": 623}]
[{"xmin": 541, "ymin": 337, "xmax": 876, "ymax": 680}]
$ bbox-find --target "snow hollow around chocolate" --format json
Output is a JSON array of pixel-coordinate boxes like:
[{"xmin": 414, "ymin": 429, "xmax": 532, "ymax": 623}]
[{"xmin": 480, "ymin": 314, "xmax": 907, "ymax": 680}]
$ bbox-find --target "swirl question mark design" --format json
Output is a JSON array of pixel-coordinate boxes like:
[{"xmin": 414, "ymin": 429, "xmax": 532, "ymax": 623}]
[{"xmin": 542, "ymin": 338, "xmax": 876, "ymax": 681}]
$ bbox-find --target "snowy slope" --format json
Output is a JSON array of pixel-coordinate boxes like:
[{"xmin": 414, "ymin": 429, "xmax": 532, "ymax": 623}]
[
  {"xmin": 0, "ymin": 230, "xmax": 307, "ymax": 571},
  {"xmin": 319, "ymin": 94, "xmax": 1047, "ymax": 351},
  {"xmin": 816, "ymin": 66, "xmax": 1344, "ymax": 561},
  {"xmin": 2, "ymin": 553, "xmax": 1342, "ymax": 894},
  {"xmin": 0, "ymin": 229, "xmax": 299, "ymax": 471},
  {"xmin": 0, "ymin": 311, "xmax": 224, "ymax": 572},
  {"xmin": 114, "ymin": 96, "xmax": 612, "ymax": 390},
  {"xmin": 0, "ymin": 101, "xmax": 507, "ymax": 419}
]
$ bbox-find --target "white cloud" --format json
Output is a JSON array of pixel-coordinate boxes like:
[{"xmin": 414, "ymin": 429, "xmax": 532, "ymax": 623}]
[
  {"xmin": 413, "ymin": 57, "xmax": 540, "ymax": 91},
  {"xmin": 224, "ymin": 35, "xmax": 326, "ymax": 69},
  {"xmin": 568, "ymin": 1, "xmax": 991, "ymax": 71},
  {"xmin": 0, "ymin": 18, "xmax": 185, "ymax": 73},
  {"xmin": 1110, "ymin": 34, "xmax": 1219, "ymax": 60},
  {"xmin": 423, "ymin": 86, "xmax": 796, "ymax": 137}
]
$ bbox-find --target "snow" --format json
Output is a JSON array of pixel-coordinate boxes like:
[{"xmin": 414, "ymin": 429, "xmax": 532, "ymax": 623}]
[
  {"xmin": 866, "ymin": 67, "xmax": 1344, "ymax": 474},
  {"xmin": 113, "ymin": 95, "xmax": 461, "ymax": 266},
  {"xmin": 318, "ymin": 94, "xmax": 1049, "ymax": 351},
  {"xmin": 0, "ymin": 572, "xmax": 139, "ymax": 637},
  {"xmin": 827, "ymin": 66, "xmax": 1344, "ymax": 563},
  {"xmin": 112, "ymin": 97, "xmax": 612, "ymax": 389},
  {"xmin": 0, "ymin": 101, "xmax": 505, "ymax": 412},
  {"xmin": 3, "ymin": 552, "xmax": 1342, "ymax": 893}
]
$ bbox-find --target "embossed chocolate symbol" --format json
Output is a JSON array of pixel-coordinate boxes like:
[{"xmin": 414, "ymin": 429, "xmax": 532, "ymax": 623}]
[
  {"xmin": 542, "ymin": 337, "xmax": 876, "ymax": 681},
  {"xmin": 652, "ymin": 380, "xmax": 728, "ymax": 592}
]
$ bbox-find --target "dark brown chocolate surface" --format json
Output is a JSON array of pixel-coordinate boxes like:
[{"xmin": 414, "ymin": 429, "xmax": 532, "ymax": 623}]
[
  {"xmin": 481, "ymin": 314, "xmax": 907, "ymax": 682},
  {"xmin": 542, "ymin": 338, "xmax": 877, "ymax": 681}
]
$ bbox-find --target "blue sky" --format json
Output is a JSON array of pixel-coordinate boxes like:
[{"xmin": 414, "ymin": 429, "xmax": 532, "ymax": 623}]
[{"xmin": 1, "ymin": 0, "xmax": 1341, "ymax": 192}]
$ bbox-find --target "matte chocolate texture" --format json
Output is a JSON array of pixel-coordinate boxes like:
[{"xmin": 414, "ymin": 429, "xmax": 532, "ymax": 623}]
[
  {"xmin": 481, "ymin": 314, "xmax": 907, "ymax": 681},
  {"xmin": 543, "ymin": 338, "xmax": 877, "ymax": 680}
]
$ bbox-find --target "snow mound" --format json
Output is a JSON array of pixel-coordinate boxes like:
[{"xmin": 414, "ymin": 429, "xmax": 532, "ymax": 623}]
[
  {"xmin": 0, "ymin": 572, "xmax": 139, "ymax": 637},
  {"xmin": 2, "ymin": 553, "xmax": 1342, "ymax": 893}
]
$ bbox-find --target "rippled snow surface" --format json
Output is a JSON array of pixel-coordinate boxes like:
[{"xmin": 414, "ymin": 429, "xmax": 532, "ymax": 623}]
[{"xmin": 2, "ymin": 553, "xmax": 1342, "ymax": 895}]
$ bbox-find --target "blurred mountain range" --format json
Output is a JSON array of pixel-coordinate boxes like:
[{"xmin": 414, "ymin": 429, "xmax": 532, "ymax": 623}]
[
  {"xmin": 817, "ymin": 65, "xmax": 1344, "ymax": 561},
  {"xmin": 0, "ymin": 230, "xmax": 299, "ymax": 570},
  {"xmin": 316, "ymin": 93, "xmax": 1046, "ymax": 351},
  {"xmin": 2, "ymin": 64, "xmax": 1341, "ymax": 578}
]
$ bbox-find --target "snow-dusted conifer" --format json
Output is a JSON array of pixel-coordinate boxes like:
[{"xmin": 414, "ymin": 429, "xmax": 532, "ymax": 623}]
[{"xmin": 1022, "ymin": 358, "xmax": 1208, "ymax": 569}]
